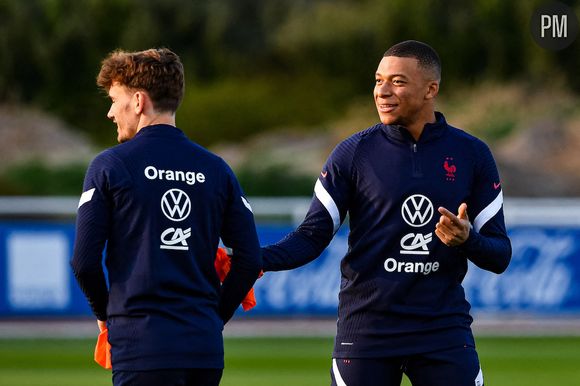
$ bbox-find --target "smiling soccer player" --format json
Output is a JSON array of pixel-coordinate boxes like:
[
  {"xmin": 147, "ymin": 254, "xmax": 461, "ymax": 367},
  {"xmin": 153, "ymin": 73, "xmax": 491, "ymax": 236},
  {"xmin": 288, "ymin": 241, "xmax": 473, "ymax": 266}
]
[{"xmin": 261, "ymin": 40, "xmax": 511, "ymax": 386}]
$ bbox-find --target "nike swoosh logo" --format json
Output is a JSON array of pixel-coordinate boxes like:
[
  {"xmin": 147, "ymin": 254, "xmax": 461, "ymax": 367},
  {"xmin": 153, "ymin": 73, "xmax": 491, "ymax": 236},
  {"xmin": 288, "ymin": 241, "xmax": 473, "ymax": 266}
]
[
  {"xmin": 493, "ymin": 182, "xmax": 501, "ymax": 190},
  {"xmin": 321, "ymin": 171, "xmax": 328, "ymax": 178}
]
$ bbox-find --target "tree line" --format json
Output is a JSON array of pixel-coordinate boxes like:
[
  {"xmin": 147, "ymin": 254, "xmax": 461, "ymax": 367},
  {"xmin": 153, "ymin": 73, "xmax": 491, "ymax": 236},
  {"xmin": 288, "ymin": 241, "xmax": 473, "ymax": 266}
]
[{"xmin": 1, "ymin": 0, "xmax": 578, "ymax": 146}]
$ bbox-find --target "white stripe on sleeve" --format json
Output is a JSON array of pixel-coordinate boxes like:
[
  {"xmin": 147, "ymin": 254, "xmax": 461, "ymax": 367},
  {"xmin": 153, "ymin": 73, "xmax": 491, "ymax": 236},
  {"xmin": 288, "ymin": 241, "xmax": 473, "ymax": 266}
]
[
  {"xmin": 78, "ymin": 188, "xmax": 96, "ymax": 209},
  {"xmin": 475, "ymin": 367, "xmax": 484, "ymax": 386},
  {"xmin": 314, "ymin": 179, "xmax": 341, "ymax": 233},
  {"xmin": 473, "ymin": 190, "xmax": 503, "ymax": 233},
  {"xmin": 332, "ymin": 358, "xmax": 348, "ymax": 386},
  {"xmin": 241, "ymin": 196, "xmax": 253, "ymax": 213}
]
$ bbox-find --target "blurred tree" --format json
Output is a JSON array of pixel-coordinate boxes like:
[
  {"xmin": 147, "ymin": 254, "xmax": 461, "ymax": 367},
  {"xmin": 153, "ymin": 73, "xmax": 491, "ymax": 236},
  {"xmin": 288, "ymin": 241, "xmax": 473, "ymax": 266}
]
[{"xmin": 0, "ymin": 0, "xmax": 578, "ymax": 147}]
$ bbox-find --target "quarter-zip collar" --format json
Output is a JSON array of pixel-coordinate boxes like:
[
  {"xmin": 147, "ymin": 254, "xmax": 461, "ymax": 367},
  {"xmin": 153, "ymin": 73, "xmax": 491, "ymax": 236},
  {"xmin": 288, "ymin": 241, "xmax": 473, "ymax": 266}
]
[
  {"xmin": 382, "ymin": 111, "xmax": 448, "ymax": 144},
  {"xmin": 133, "ymin": 124, "xmax": 187, "ymax": 140}
]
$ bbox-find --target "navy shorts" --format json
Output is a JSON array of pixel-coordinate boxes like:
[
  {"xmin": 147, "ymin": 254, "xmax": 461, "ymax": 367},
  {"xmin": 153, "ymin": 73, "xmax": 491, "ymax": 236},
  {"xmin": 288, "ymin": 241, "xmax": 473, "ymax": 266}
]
[
  {"xmin": 331, "ymin": 345, "xmax": 483, "ymax": 386},
  {"xmin": 112, "ymin": 368, "xmax": 223, "ymax": 386}
]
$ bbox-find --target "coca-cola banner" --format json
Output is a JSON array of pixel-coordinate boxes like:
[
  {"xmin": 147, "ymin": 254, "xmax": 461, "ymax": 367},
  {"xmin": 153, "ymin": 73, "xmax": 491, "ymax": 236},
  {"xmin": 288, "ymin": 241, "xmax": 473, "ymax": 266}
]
[
  {"xmin": 250, "ymin": 226, "xmax": 580, "ymax": 315},
  {"xmin": 463, "ymin": 226, "xmax": 580, "ymax": 313},
  {"xmin": 0, "ymin": 222, "xmax": 579, "ymax": 316}
]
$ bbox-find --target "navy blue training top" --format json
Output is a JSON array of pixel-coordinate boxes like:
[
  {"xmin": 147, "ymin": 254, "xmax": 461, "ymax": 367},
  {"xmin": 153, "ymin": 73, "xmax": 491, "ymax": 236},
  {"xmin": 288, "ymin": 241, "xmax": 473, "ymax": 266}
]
[
  {"xmin": 71, "ymin": 124, "xmax": 261, "ymax": 370},
  {"xmin": 263, "ymin": 112, "xmax": 511, "ymax": 358}
]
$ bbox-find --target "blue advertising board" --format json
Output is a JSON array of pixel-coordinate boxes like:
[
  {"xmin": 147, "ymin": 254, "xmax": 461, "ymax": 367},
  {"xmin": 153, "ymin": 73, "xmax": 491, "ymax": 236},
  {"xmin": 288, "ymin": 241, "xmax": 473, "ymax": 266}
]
[
  {"xmin": 464, "ymin": 226, "xmax": 580, "ymax": 314},
  {"xmin": 1, "ymin": 221, "xmax": 580, "ymax": 317},
  {"xmin": 0, "ymin": 222, "xmax": 90, "ymax": 316}
]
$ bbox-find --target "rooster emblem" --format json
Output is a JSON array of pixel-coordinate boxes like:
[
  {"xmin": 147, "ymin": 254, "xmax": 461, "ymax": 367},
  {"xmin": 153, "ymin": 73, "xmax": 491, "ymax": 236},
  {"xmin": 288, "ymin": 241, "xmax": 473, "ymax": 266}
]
[{"xmin": 444, "ymin": 157, "xmax": 456, "ymax": 181}]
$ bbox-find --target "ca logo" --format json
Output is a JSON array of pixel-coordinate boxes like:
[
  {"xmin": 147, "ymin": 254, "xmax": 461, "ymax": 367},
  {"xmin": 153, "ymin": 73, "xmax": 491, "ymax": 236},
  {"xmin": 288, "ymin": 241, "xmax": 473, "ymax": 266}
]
[
  {"xmin": 161, "ymin": 189, "xmax": 191, "ymax": 221},
  {"xmin": 400, "ymin": 232, "xmax": 432, "ymax": 255},
  {"xmin": 160, "ymin": 227, "xmax": 191, "ymax": 250},
  {"xmin": 401, "ymin": 194, "xmax": 434, "ymax": 227}
]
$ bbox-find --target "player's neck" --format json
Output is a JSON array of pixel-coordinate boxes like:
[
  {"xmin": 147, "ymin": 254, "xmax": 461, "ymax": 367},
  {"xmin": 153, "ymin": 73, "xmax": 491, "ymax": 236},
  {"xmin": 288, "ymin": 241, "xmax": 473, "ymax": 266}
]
[
  {"xmin": 407, "ymin": 110, "xmax": 436, "ymax": 142},
  {"xmin": 137, "ymin": 112, "xmax": 176, "ymax": 132}
]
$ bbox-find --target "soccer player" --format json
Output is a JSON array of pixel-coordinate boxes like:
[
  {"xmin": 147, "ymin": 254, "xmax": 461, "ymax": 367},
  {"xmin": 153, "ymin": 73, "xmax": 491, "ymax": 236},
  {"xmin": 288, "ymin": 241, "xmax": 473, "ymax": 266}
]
[
  {"xmin": 262, "ymin": 40, "xmax": 511, "ymax": 386},
  {"xmin": 71, "ymin": 48, "xmax": 262, "ymax": 386}
]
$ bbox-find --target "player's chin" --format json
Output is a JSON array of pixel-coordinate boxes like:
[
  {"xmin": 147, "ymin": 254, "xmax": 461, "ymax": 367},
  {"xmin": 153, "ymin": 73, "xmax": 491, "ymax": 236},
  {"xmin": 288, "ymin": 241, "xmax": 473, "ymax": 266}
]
[{"xmin": 378, "ymin": 113, "xmax": 399, "ymax": 126}]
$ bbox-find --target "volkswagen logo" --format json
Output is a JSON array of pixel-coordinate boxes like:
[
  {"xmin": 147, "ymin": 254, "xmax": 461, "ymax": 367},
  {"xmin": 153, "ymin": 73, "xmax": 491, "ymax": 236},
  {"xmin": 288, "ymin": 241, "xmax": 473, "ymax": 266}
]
[
  {"xmin": 161, "ymin": 189, "xmax": 191, "ymax": 221},
  {"xmin": 401, "ymin": 194, "xmax": 434, "ymax": 227}
]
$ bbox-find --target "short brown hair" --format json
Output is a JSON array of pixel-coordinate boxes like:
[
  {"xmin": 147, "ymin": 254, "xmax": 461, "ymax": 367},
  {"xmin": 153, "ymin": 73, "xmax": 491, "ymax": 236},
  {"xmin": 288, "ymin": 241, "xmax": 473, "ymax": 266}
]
[{"xmin": 97, "ymin": 48, "xmax": 185, "ymax": 113}]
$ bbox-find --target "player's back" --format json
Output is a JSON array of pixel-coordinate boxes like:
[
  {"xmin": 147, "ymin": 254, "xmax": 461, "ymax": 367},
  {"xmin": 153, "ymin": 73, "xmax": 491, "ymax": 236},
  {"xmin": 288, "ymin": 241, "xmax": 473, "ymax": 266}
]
[{"xmin": 95, "ymin": 124, "xmax": 242, "ymax": 370}]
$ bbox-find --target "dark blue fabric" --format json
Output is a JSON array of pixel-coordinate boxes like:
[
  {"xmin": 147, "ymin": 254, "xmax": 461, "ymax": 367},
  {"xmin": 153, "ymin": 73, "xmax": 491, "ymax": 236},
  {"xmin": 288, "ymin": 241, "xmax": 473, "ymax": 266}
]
[
  {"xmin": 263, "ymin": 112, "xmax": 511, "ymax": 358},
  {"xmin": 71, "ymin": 124, "xmax": 261, "ymax": 370},
  {"xmin": 113, "ymin": 368, "xmax": 223, "ymax": 386},
  {"xmin": 330, "ymin": 345, "xmax": 482, "ymax": 386}
]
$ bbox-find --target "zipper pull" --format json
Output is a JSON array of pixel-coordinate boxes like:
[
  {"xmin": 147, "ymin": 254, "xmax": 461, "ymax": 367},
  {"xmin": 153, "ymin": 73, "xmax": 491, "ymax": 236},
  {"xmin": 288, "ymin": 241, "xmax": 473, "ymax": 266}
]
[{"xmin": 413, "ymin": 143, "xmax": 417, "ymax": 152}]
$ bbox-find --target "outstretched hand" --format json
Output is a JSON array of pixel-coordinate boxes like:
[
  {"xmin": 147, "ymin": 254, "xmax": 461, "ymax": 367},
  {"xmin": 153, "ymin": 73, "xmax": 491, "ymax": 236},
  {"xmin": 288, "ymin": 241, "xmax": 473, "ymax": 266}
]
[{"xmin": 435, "ymin": 203, "xmax": 470, "ymax": 247}]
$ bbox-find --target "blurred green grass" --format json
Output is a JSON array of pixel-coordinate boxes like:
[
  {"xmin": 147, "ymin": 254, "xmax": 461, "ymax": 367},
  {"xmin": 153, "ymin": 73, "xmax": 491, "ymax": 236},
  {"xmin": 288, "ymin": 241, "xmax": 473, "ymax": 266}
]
[{"xmin": 0, "ymin": 336, "xmax": 579, "ymax": 385}]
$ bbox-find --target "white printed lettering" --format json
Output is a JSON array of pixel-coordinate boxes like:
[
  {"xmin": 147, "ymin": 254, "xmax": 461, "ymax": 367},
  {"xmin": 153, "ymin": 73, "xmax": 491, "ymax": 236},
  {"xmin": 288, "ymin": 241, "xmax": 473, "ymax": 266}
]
[
  {"xmin": 144, "ymin": 165, "xmax": 205, "ymax": 185},
  {"xmin": 384, "ymin": 257, "xmax": 440, "ymax": 275},
  {"xmin": 144, "ymin": 166, "xmax": 157, "ymax": 179},
  {"xmin": 463, "ymin": 230, "xmax": 572, "ymax": 308}
]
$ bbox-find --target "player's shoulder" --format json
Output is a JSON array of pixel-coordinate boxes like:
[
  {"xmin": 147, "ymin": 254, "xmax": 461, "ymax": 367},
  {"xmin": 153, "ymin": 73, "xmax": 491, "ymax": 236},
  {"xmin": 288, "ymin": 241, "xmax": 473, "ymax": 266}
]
[
  {"xmin": 337, "ymin": 123, "xmax": 383, "ymax": 149},
  {"xmin": 186, "ymin": 140, "xmax": 233, "ymax": 174},
  {"xmin": 90, "ymin": 146, "xmax": 124, "ymax": 169},
  {"xmin": 446, "ymin": 123, "xmax": 491, "ymax": 153},
  {"xmin": 352, "ymin": 123, "xmax": 384, "ymax": 141},
  {"xmin": 190, "ymin": 140, "xmax": 225, "ymax": 163},
  {"xmin": 86, "ymin": 146, "xmax": 138, "ymax": 184},
  {"xmin": 328, "ymin": 123, "xmax": 384, "ymax": 165}
]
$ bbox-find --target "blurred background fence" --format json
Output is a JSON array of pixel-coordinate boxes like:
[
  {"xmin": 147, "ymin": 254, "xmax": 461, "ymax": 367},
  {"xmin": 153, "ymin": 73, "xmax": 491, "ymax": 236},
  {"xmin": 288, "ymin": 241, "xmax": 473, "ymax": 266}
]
[{"xmin": 1, "ymin": 196, "xmax": 580, "ymax": 322}]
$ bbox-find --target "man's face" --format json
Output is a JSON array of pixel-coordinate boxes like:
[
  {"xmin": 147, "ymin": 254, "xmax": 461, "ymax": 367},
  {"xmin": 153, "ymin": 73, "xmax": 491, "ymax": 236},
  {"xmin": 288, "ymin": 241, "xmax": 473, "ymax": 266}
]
[
  {"xmin": 107, "ymin": 82, "xmax": 140, "ymax": 143},
  {"xmin": 373, "ymin": 56, "xmax": 437, "ymax": 128}
]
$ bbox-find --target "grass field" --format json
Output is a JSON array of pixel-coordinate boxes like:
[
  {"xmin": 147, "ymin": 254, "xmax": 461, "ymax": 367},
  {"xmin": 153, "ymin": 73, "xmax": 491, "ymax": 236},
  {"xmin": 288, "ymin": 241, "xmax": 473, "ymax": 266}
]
[{"xmin": 0, "ymin": 336, "xmax": 579, "ymax": 385}]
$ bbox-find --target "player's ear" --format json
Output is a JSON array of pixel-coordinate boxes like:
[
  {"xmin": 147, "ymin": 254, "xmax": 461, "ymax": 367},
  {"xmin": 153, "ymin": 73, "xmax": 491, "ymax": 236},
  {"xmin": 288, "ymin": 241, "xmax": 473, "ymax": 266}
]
[
  {"xmin": 133, "ymin": 91, "xmax": 146, "ymax": 114},
  {"xmin": 425, "ymin": 80, "xmax": 439, "ymax": 100}
]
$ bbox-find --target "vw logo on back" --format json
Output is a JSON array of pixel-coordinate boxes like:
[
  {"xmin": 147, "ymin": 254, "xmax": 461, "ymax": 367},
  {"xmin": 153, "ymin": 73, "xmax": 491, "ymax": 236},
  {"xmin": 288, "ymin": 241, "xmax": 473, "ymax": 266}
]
[
  {"xmin": 161, "ymin": 189, "xmax": 191, "ymax": 221},
  {"xmin": 401, "ymin": 194, "xmax": 434, "ymax": 227}
]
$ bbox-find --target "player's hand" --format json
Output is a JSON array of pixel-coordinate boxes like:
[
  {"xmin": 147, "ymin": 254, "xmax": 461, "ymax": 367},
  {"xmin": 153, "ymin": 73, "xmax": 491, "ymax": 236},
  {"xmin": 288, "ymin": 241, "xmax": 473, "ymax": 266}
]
[
  {"xmin": 95, "ymin": 319, "xmax": 112, "ymax": 369},
  {"xmin": 435, "ymin": 203, "xmax": 470, "ymax": 247},
  {"xmin": 97, "ymin": 319, "xmax": 107, "ymax": 332}
]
